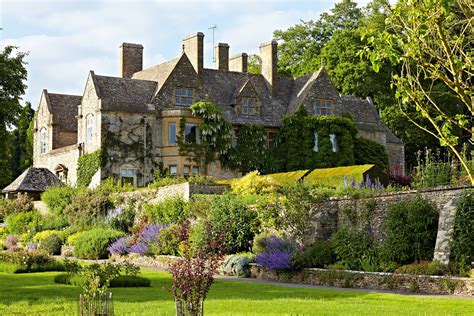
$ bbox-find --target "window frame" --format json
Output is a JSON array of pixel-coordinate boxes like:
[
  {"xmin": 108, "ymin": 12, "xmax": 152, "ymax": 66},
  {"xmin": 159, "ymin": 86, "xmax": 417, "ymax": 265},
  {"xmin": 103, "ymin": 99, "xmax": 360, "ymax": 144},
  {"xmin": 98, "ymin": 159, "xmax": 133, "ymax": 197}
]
[
  {"xmin": 40, "ymin": 127, "xmax": 47, "ymax": 154},
  {"xmin": 85, "ymin": 114, "xmax": 94, "ymax": 145},
  {"xmin": 175, "ymin": 87, "xmax": 194, "ymax": 106},
  {"xmin": 192, "ymin": 166, "xmax": 199, "ymax": 176},
  {"xmin": 120, "ymin": 166, "xmax": 136, "ymax": 187},
  {"xmin": 169, "ymin": 165, "xmax": 178, "ymax": 176},
  {"xmin": 241, "ymin": 97, "xmax": 257, "ymax": 115},
  {"xmin": 168, "ymin": 122, "xmax": 177, "ymax": 145},
  {"xmin": 184, "ymin": 123, "xmax": 199, "ymax": 144},
  {"xmin": 314, "ymin": 99, "xmax": 334, "ymax": 116}
]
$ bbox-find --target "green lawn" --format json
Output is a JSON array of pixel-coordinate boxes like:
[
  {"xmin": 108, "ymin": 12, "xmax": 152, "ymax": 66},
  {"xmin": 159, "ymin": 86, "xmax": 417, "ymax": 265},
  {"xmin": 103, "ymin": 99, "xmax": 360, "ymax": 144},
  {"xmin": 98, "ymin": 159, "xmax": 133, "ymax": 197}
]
[{"xmin": 0, "ymin": 269, "xmax": 472, "ymax": 315}]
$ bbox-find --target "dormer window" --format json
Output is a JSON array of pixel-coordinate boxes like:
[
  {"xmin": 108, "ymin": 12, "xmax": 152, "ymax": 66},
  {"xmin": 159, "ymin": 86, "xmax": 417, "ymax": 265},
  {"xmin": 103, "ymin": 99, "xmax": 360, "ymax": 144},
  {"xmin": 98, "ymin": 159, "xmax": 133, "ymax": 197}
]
[
  {"xmin": 40, "ymin": 128, "xmax": 47, "ymax": 154},
  {"xmin": 175, "ymin": 88, "xmax": 194, "ymax": 106},
  {"xmin": 242, "ymin": 97, "xmax": 256, "ymax": 115},
  {"xmin": 315, "ymin": 99, "xmax": 334, "ymax": 116}
]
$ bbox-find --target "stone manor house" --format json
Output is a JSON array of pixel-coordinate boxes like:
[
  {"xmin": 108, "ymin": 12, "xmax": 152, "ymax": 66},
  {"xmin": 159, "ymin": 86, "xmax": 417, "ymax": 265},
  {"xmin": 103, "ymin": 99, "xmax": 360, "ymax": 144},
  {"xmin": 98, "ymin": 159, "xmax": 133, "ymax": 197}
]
[{"xmin": 32, "ymin": 32, "xmax": 404, "ymax": 187}]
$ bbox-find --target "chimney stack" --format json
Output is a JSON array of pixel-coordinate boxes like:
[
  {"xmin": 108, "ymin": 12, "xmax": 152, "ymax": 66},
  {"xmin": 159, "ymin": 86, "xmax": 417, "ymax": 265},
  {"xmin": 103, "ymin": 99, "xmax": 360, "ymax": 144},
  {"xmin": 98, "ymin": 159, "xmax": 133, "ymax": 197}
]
[
  {"xmin": 182, "ymin": 32, "xmax": 204, "ymax": 74},
  {"xmin": 229, "ymin": 53, "xmax": 248, "ymax": 73},
  {"xmin": 215, "ymin": 43, "xmax": 229, "ymax": 71},
  {"xmin": 119, "ymin": 43, "xmax": 143, "ymax": 78},
  {"xmin": 259, "ymin": 40, "xmax": 278, "ymax": 95}
]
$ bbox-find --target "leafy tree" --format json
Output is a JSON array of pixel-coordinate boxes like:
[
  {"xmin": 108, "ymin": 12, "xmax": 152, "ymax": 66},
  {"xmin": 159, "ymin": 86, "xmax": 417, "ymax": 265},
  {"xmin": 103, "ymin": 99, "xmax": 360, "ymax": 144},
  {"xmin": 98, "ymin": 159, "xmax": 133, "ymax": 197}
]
[
  {"xmin": 274, "ymin": 0, "xmax": 362, "ymax": 77},
  {"xmin": 0, "ymin": 46, "xmax": 28, "ymax": 187},
  {"xmin": 247, "ymin": 54, "xmax": 261, "ymax": 75},
  {"xmin": 363, "ymin": 0, "xmax": 473, "ymax": 184},
  {"xmin": 10, "ymin": 102, "xmax": 35, "ymax": 178},
  {"xmin": 178, "ymin": 102, "xmax": 231, "ymax": 175}
]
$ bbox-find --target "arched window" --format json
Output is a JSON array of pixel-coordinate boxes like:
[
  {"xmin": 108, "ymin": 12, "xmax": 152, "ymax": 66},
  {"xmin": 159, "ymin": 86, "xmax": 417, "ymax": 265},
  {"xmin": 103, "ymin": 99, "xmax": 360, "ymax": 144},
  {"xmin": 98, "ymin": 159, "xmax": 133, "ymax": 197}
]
[
  {"xmin": 40, "ymin": 128, "xmax": 47, "ymax": 154},
  {"xmin": 86, "ymin": 114, "xmax": 94, "ymax": 144}
]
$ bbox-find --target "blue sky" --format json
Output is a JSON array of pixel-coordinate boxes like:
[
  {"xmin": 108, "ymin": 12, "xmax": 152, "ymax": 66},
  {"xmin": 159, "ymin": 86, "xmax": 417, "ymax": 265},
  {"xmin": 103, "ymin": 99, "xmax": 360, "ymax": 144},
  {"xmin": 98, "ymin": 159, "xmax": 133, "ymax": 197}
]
[{"xmin": 0, "ymin": 0, "xmax": 369, "ymax": 108}]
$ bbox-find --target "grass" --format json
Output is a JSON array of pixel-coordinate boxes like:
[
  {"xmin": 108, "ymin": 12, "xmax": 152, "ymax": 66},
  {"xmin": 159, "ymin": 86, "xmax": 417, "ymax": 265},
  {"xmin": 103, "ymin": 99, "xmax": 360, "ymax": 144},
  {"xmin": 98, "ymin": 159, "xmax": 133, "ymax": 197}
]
[{"xmin": 0, "ymin": 269, "xmax": 472, "ymax": 315}]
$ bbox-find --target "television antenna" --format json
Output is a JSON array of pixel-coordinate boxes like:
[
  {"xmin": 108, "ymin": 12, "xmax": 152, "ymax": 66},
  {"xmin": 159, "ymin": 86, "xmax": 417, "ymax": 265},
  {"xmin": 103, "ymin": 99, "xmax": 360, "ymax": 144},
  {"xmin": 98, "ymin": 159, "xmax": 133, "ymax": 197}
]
[{"xmin": 208, "ymin": 24, "xmax": 217, "ymax": 63}]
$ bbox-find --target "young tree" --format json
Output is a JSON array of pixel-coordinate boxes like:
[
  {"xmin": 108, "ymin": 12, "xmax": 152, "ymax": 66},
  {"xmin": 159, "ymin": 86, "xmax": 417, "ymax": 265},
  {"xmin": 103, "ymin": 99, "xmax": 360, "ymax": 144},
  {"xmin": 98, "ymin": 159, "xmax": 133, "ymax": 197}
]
[
  {"xmin": 364, "ymin": 0, "xmax": 473, "ymax": 184},
  {"xmin": 0, "ymin": 46, "xmax": 28, "ymax": 187}
]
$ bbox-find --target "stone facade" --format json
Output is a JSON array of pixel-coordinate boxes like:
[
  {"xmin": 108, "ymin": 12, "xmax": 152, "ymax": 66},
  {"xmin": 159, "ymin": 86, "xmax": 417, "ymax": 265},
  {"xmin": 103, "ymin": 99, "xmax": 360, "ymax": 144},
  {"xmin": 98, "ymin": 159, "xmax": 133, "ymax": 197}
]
[{"xmin": 32, "ymin": 31, "xmax": 405, "ymax": 187}]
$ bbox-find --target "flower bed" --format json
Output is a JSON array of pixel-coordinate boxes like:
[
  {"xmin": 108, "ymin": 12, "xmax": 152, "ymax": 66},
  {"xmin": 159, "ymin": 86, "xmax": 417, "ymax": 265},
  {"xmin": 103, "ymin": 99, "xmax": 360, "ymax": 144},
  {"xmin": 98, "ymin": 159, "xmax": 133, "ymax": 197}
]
[{"xmin": 249, "ymin": 264, "xmax": 474, "ymax": 296}]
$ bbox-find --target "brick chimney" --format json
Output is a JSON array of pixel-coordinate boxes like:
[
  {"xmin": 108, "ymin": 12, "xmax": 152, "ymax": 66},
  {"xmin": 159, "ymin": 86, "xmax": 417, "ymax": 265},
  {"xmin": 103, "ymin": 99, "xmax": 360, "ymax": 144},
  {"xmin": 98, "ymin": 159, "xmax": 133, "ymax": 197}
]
[
  {"xmin": 259, "ymin": 40, "xmax": 278, "ymax": 95},
  {"xmin": 119, "ymin": 43, "xmax": 143, "ymax": 78},
  {"xmin": 229, "ymin": 53, "xmax": 248, "ymax": 73},
  {"xmin": 182, "ymin": 32, "xmax": 204, "ymax": 74},
  {"xmin": 215, "ymin": 43, "xmax": 229, "ymax": 71}
]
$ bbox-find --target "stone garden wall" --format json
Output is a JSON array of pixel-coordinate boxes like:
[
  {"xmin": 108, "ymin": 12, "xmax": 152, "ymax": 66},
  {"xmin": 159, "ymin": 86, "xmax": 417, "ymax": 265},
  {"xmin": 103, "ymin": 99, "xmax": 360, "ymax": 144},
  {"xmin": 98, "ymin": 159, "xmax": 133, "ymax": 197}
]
[
  {"xmin": 249, "ymin": 264, "xmax": 474, "ymax": 296},
  {"xmin": 306, "ymin": 185, "xmax": 472, "ymax": 263}
]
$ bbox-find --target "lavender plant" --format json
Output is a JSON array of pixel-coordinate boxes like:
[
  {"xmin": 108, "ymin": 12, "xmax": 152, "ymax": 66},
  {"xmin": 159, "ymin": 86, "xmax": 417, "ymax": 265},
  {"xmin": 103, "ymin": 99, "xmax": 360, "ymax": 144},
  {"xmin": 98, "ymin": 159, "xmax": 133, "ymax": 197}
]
[{"xmin": 255, "ymin": 236, "xmax": 297, "ymax": 270}]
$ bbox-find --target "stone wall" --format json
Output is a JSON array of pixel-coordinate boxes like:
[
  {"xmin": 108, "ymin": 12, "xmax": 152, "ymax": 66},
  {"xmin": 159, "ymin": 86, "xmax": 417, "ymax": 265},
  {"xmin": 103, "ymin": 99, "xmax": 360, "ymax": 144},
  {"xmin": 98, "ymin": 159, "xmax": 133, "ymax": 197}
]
[
  {"xmin": 305, "ymin": 186, "xmax": 472, "ymax": 263},
  {"xmin": 249, "ymin": 264, "xmax": 474, "ymax": 296}
]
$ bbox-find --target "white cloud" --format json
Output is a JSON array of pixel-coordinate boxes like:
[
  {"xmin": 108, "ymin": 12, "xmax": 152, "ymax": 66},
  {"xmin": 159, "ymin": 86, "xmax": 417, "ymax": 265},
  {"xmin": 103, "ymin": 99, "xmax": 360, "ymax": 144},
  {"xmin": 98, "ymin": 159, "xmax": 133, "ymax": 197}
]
[{"xmin": 1, "ymin": 0, "xmax": 362, "ymax": 108}]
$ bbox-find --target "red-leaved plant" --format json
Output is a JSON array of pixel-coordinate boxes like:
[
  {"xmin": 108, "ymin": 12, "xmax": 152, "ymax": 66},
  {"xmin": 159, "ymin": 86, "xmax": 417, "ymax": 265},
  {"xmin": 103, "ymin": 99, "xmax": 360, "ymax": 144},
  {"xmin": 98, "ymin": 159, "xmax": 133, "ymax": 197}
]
[{"xmin": 167, "ymin": 221, "xmax": 225, "ymax": 316}]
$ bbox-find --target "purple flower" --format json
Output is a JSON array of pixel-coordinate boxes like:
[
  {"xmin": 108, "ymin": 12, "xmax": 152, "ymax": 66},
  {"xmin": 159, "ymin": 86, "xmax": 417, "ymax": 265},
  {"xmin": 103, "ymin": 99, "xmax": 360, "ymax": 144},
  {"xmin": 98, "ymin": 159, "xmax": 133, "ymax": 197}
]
[
  {"xmin": 105, "ymin": 207, "xmax": 124, "ymax": 223},
  {"xmin": 365, "ymin": 174, "xmax": 372, "ymax": 188},
  {"xmin": 108, "ymin": 236, "xmax": 131, "ymax": 255},
  {"xmin": 27, "ymin": 243, "xmax": 38, "ymax": 250},
  {"xmin": 129, "ymin": 242, "xmax": 148, "ymax": 255},
  {"xmin": 140, "ymin": 224, "xmax": 165, "ymax": 245},
  {"xmin": 350, "ymin": 178, "xmax": 356, "ymax": 188},
  {"xmin": 5, "ymin": 236, "xmax": 18, "ymax": 249},
  {"xmin": 256, "ymin": 251, "xmax": 293, "ymax": 270}
]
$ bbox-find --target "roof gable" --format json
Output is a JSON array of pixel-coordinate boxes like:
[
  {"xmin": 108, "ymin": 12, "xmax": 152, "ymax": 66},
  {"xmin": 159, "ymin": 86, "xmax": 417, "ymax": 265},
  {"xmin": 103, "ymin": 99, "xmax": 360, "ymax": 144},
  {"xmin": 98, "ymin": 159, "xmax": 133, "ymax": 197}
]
[{"xmin": 47, "ymin": 93, "xmax": 82, "ymax": 132}]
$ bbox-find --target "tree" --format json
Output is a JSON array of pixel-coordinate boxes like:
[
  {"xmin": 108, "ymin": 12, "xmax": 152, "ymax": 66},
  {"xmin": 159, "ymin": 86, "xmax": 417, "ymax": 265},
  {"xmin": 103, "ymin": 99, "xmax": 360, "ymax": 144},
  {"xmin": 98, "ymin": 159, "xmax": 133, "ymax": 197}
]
[
  {"xmin": 177, "ymin": 102, "xmax": 231, "ymax": 175},
  {"xmin": 10, "ymin": 102, "xmax": 35, "ymax": 178},
  {"xmin": 274, "ymin": 0, "xmax": 362, "ymax": 77},
  {"xmin": 0, "ymin": 46, "xmax": 28, "ymax": 188},
  {"xmin": 247, "ymin": 54, "xmax": 261, "ymax": 75},
  {"xmin": 364, "ymin": 0, "xmax": 473, "ymax": 184}
]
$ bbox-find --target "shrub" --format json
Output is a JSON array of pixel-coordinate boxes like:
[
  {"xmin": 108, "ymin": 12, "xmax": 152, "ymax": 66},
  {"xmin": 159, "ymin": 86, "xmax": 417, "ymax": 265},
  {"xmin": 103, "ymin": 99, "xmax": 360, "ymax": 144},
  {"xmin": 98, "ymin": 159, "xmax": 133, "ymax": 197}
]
[
  {"xmin": 64, "ymin": 188, "xmax": 113, "ymax": 230},
  {"xmin": 380, "ymin": 196, "xmax": 438, "ymax": 265},
  {"xmin": 6, "ymin": 210, "xmax": 41, "ymax": 235},
  {"xmin": 231, "ymin": 171, "xmax": 281, "ymax": 195},
  {"xmin": 41, "ymin": 186, "xmax": 79, "ymax": 216},
  {"xmin": 38, "ymin": 213, "xmax": 68, "ymax": 230},
  {"xmin": 149, "ymin": 176, "xmax": 186, "ymax": 189},
  {"xmin": 66, "ymin": 232, "xmax": 82, "ymax": 246},
  {"xmin": 395, "ymin": 261, "xmax": 449, "ymax": 276},
  {"xmin": 73, "ymin": 228, "xmax": 125, "ymax": 259},
  {"xmin": 55, "ymin": 273, "xmax": 151, "ymax": 288},
  {"xmin": 331, "ymin": 226, "xmax": 374, "ymax": 271},
  {"xmin": 353, "ymin": 137, "xmax": 389, "ymax": 170},
  {"xmin": 0, "ymin": 249, "xmax": 64, "ymax": 273},
  {"xmin": 39, "ymin": 234, "xmax": 63, "ymax": 255},
  {"xmin": 294, "ymin": 240, "xmax": 335, "ymax": 268},
  {"xmin": 5, "ymin": 235, "xmax": 18, "ymax": 249},
  {"xmin": 206, "ymin": 195, "xmax": 260, "ymax": 254},
  {"xmin": 222, "ymin": 255, "xmax": 250, "ymax": 277},
  {"xmin": 33, "ymin": 230, "xmax": 63, "ymax": 243},
  {"xmin": 143, "ymin": 196, "xmax": 189, "ymax": 225},
  {"xmin": 154, "ymin": 224, "xmax": 181, "ymax": 256},
  {"xmin": 451, "ymin": 191, "xmax": 473, "ymax": 272},
  {"xmin": 106, "ymin": 205, "xmax": 135, "ymax": 232}
]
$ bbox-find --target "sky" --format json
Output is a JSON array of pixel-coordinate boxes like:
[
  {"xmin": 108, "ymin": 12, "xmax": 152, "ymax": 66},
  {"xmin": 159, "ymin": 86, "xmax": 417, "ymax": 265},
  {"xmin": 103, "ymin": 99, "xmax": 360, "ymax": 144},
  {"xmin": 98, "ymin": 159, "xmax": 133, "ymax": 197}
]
[{"xmin": 0, "ymin": 0, "xmax": 370, "ymax": 109}]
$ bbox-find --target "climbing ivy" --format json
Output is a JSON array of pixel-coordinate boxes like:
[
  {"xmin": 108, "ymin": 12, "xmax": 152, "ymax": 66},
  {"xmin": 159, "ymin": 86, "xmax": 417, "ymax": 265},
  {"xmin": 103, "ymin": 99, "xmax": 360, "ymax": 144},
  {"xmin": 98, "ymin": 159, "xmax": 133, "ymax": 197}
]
[
  {"xmin": 274, "ymin": 106, "xmax": 358, "ymax": 171},
  {"xmin": 177, "ymin": 102, "xmax": 231, "ymax": 175},
  {"xmin": 223, "ymin": 125, "xmax": 268, "ymax": 174},
  {"xmin": 77, "ymin": 150, "xmax": 106, "ymax": 186}
]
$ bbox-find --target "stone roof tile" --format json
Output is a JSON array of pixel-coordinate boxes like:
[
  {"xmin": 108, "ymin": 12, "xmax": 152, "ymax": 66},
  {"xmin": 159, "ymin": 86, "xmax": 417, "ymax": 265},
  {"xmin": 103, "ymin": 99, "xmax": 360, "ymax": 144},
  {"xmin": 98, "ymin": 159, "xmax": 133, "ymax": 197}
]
[
  {"xmin": 47, "ymin": 93, "xmax": 82, "ymax": 132},
  {"xmin": 2, "ymin": 168, "xmax": 62, "ymax": 193}
]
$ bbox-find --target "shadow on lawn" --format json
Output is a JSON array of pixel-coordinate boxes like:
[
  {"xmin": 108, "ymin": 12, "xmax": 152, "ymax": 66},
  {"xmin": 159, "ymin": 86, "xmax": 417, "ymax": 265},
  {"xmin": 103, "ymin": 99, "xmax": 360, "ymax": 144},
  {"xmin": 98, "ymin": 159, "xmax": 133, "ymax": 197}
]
[{"xmin": 0, "ymin": 271, "xmax": 368, "ymax": 306}]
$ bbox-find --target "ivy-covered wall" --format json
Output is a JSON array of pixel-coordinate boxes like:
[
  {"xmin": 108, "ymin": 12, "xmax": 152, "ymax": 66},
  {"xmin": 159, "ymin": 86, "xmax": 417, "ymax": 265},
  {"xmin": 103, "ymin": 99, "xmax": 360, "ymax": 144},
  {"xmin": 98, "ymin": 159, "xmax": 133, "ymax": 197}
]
[
  {"xmin": 274, "ymin": 106, "xmax": 361, "ymax": 172},
  {"xmin": 77, "ymin": 149, "xmax": 105, "ymax": 186}
]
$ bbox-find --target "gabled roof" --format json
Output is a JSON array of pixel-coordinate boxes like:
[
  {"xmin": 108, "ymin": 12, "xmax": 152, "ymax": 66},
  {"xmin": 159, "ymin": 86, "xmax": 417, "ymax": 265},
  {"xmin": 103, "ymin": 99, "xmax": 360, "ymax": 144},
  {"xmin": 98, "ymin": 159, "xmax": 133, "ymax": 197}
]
[
  {"xmin": 45, "ymin": 92, "xmax": 82, "ymax": 132},
  {"xmin": 339, "ymin": 95, "xmax": 403, "ymax": 144},
  {"xmin": 200, "ymin": 69, "xmax": 290, "ymax": 127},
  {"xmin": 92, "ymin": 74, "xmax": 157, "ymax": 113},
  {"xmin": 2, "ymin": 168, "xmax": 63, "ymax": 193},
  {"xmin": 132, "ymin": 56, "xmax": 180, "ymax": 93}
]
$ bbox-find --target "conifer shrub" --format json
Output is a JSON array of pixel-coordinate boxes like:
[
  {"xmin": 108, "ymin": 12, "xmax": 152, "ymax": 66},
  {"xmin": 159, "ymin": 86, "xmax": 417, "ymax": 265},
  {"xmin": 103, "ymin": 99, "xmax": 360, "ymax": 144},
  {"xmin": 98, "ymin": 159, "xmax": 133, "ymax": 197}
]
[{"xmin": 73, "ymin": 228, "xmax": 124, "ymax": 259}]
